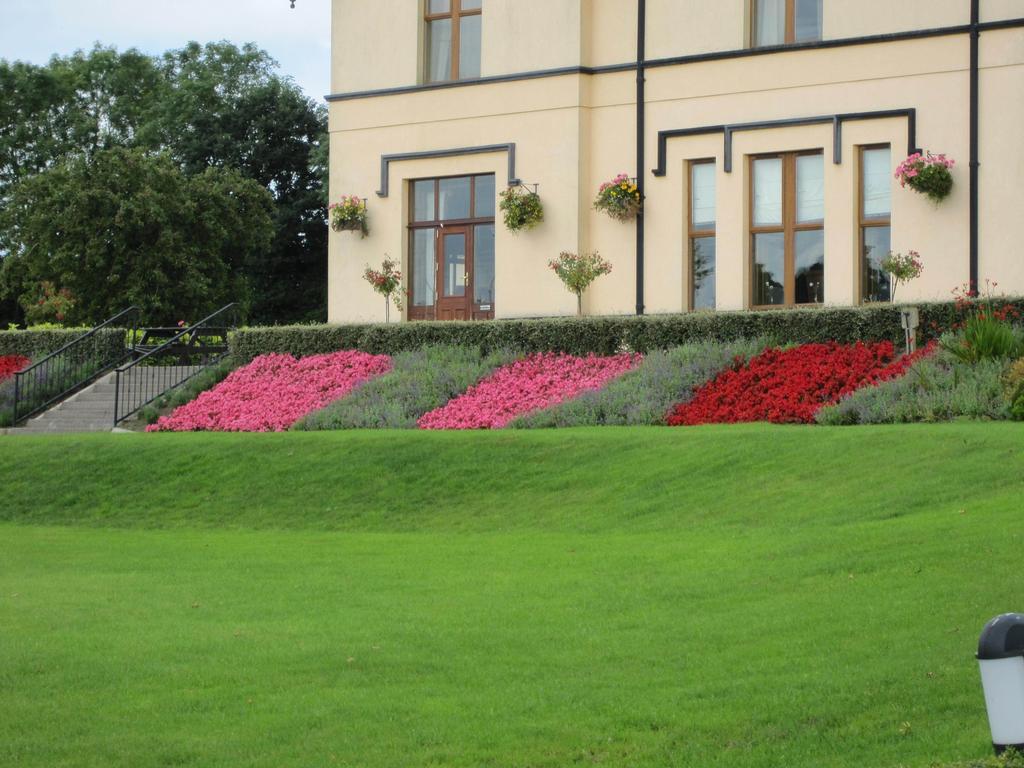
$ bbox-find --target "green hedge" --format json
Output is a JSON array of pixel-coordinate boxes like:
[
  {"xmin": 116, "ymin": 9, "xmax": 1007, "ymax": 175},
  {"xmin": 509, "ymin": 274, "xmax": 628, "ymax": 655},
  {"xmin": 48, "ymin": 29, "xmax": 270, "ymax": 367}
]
[
  {"xmin": 230, "ymin": 298, "xmax": 1024, "ymax": 360},
  {"xmin": 0, "ymin": 328, "xmax": 126, "ymax": 363}
]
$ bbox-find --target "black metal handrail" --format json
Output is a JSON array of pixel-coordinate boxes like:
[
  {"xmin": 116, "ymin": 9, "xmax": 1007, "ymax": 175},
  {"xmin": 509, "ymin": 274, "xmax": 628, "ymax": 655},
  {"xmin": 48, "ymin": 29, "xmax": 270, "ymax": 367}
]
[
  {"xmin": 12, "ymin": 306, "xmax": 140, "ymax": 425},
  {"xmin": 113, "ymin": 303, "xmax": 238, "ymax": 425}
]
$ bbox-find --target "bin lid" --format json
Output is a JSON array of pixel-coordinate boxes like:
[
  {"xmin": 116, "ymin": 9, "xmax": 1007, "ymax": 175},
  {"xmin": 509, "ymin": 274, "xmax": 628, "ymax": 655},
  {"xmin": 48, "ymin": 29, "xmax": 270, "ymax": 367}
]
[{"xmin": 978, "ymin": 613, "xmax": 1024, "ymax": 660}]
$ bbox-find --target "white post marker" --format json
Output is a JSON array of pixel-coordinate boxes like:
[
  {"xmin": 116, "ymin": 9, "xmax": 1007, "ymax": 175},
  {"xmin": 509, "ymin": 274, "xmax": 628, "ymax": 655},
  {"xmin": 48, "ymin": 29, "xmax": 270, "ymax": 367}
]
[{"xmin": 978, "ymin": 613, "xmax": 1024, "ymax": 755}]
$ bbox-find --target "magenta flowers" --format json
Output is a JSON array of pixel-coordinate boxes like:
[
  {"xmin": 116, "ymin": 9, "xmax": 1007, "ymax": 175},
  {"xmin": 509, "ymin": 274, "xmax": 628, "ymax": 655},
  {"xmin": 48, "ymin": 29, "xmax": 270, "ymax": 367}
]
[
  {"xmin": 417, "ymin": 352, "xmax": 641, "ymax": 430},
  {"xmin": 149, "ymin": 351, "xmax": 391, "ymax": 432}
]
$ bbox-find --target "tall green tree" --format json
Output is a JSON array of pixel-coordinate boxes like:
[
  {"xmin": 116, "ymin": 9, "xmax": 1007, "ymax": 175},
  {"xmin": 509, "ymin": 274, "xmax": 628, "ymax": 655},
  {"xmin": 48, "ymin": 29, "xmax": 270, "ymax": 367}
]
[
  {"xmin": 0, "ymin": 42, "xmax": 327, "ymax": 326},
  {"xmin": 0, "ymin": 148, "xmax": 273, "ymax": 324}
]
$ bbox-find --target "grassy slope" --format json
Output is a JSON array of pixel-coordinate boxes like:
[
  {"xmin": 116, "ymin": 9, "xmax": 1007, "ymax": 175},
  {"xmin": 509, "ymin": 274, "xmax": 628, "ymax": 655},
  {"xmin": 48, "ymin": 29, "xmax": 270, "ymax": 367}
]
[{"xmin": 1, "ymin": 424, "xmax": 1023, "ymax": 767}]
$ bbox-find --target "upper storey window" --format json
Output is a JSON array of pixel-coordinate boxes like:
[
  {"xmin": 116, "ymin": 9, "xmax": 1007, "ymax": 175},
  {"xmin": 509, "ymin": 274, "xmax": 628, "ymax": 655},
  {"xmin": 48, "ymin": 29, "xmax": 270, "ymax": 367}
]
[
  {"xmin": 425, "ymin": 0, "xmax": 482, "ymax": 83},
  {"xmin": 753, "ymin": 0, "xmax": 823, "ymax": 46}
]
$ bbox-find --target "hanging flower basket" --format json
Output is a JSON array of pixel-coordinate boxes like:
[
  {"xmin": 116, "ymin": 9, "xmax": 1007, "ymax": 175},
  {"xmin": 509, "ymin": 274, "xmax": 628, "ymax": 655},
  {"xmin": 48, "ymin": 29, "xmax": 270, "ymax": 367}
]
[
  {"xmin": 330, "ymin": 195, "xmax": 369, "ymax": 237},
  {"xmin": 594, "ymin": 173, "xmax": 641, "ymax": 221},
  {"xmin": 499, "ymin": 186, "xmax": 544, "ymax": 233},
  {"xmin": 895, "ymin": 152, "xmax": 955, "ymax": 204}
]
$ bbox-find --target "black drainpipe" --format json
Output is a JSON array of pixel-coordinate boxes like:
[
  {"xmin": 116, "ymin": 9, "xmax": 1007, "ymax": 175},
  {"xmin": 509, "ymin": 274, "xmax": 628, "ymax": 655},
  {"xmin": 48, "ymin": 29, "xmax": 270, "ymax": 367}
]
[
  {"xmin": 635, "ymin": 0, "xmax": 647, "ymax": 316},
  {"xmin": 969, "ymin": 0, "xmax": 980, "ymax": 290}
]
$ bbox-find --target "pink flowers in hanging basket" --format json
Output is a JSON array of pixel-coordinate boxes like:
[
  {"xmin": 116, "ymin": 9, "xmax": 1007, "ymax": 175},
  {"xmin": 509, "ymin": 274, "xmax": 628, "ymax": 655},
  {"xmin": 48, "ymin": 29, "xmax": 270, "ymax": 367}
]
[
  {"xmin": 148, "ymin": 350, "xmax": 391, "ymax": 432},
  {"xmin": 895, "ymin": 152, "xmax": 955, "ymax": 203},
  {"xmin": 417, "ymin": 351, "xmax": 642, "ymax": 430}
]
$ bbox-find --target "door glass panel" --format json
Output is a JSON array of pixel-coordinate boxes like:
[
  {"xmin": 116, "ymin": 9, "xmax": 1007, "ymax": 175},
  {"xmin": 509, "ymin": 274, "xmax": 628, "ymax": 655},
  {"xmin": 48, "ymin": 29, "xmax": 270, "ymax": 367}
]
[
  {"xmin": 459, "ymin": 15, "xmax": 482, "ymax": 79},
  {"xmin": 753, "ymin": 232, "xmax": 785, "ymax": 306},
  {"xmin": 862, "ymin": 226, "xmax": 892, "ymax": 302},
  {"xmin": 794, "ymin": 0, "xmax": 823, "ymax": 42},
  {"xmin": 691, "ymin": 236, "xmax": 716, "ymax": 311},
  {"xmin": 796, "ymin": 154, "xmax": 824, "ymax": 224},
  {"xmin": 439, "ymin": 177, "xmax": 471, "ymax": 220},
  {"xmin": 474, "ymin": 225, "xmax": 495, "ymax": 304},
  {"xmin": 753, "ymin": 158, "xmax": 783, "ymax": 226},
  {"xmin": 691, "ymin": 163, "xmax": 716, "ymax": 229},
  {"xmin": 862, "ymin": 147, "xmax": 892, "ymax": 219},
  {"xmin": 795, "ymin": 229, "xmax": 825, "ymax": 304},
  {"xmin": 412, "ymin": 229, "xmax": 436, "ymax": 307},
  {"xmin": 413, "ymin": 180, "xmax": 435, "ymax": 222},
  {"xmin": 428, "ymin": 0, "xmax": 450, "ymax": 12},
  {"xmin": 443, "ymin": 233, "xmax": 466, "ymax": 298},
  {"xmin": 474, "ymin": 174, "xmax": 496, "ymax": 218},
  {"xmin": 426, "ymin": 19, "xmax": 452, "ymax": 82},
  {"xmin": 461, "ymin": 0, "xmax": 482, "ymax": 9},
  {"xmin": 754, "ymin": 0, "xmax": 786, "ymax": 46}
]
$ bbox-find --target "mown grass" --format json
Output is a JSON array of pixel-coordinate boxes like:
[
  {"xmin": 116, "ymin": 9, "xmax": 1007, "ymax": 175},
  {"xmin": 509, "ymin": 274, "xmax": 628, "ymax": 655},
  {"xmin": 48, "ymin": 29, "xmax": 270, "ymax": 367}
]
[{"xmin": 1, "ymin": 424, "xmax": 1023, "ymax": 767}]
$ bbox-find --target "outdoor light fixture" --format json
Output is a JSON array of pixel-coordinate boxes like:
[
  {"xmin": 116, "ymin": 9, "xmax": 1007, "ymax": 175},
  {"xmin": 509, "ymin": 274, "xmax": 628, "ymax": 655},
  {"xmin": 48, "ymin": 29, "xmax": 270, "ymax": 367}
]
[{"xmin": 978, "ymin": 613, "xmax": 1024, "ymax": 754}]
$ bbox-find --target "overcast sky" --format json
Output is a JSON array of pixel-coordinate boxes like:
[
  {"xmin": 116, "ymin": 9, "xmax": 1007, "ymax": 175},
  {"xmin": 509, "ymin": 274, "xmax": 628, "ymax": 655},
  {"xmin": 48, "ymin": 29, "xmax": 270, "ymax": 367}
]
[{"xmin": 1, "ymin": 0, "xmax": 332, "ymax": 101}]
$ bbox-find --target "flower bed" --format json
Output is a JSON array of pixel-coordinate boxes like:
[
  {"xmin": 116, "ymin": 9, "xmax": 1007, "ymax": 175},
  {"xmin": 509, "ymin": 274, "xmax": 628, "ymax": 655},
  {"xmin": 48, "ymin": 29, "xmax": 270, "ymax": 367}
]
[
  {"xmin": 0, "ymin": 355, "xmax": 30, "ymax": 382},
  {"xmin": 418, "ymin": 352, "xmax": 641, "ymax": 430},
  {"xmin": 149, "ymin": 351, "xmax": 392, "ymax": 432},
  {"xmin": 667, "ymin": 342, "xmax": 928, "ymax": 426}
]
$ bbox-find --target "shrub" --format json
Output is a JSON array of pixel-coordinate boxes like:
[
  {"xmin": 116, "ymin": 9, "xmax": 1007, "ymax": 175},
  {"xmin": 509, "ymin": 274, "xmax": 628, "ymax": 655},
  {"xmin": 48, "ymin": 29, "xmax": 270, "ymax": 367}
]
[
  {"xmin": 816, "ymin": 351, "xmax": 1012, "ymax": 425},
  {"xmin": 418, "ymin": 352, "xmax": 641, "ymax": 430},
  {"xmin": 668, "ymin": 342, "xmax": 924, "ymax": 426},
  {"xmin": 509, "ymin": 339, "xmax": 767, "ymax": 428},
  {"xmin": 0, "ymin": 327, "xmax": 124, "ymax": 363},
  {"xmin": 296, "ymin": 345, "xmax": 518, "ymax": 430},
  {"xmin": 229, "ymin": 299, "xmax": 1024, "ymax": 361},
  {"xmin": 149, "ymin": 351, "xmax": 391, "ymax": 432},
  {"xmin": 928, "ymin": 749, "xmax": 1024, "ymax": 768},
  {"xmin": 1006, "ymin": 358, "xmax": 1024, "ymax": 421}
]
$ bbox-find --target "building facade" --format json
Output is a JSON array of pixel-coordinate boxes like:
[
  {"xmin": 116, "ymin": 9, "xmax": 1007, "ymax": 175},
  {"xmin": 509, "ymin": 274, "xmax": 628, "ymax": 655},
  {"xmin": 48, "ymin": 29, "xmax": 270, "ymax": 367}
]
[{"xmin": 327, "ymin": 0, "xmax": 1024, "ymax": 323}]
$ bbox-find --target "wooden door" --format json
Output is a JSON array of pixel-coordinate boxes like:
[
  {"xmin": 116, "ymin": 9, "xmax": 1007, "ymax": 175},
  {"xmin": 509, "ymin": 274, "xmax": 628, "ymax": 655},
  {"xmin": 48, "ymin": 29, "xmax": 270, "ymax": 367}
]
[{"xmin": 435, "ymin": 227, "xmax": 472, "ymax": 321}]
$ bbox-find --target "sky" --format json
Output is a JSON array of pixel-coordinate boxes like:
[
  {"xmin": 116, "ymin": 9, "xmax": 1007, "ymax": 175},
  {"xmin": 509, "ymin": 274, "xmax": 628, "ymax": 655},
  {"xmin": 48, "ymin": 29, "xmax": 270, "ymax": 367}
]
[{"xmin": 0, "ymin": 0, "xmax": 332, "ymax": 101}]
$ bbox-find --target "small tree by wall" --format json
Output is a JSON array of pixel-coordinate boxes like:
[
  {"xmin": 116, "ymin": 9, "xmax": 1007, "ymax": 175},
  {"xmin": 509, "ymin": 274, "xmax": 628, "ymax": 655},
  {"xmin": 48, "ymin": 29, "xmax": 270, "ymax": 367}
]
[{"xmin": 548, "ymin": 251, "xmax": 613, "ymax": 316}]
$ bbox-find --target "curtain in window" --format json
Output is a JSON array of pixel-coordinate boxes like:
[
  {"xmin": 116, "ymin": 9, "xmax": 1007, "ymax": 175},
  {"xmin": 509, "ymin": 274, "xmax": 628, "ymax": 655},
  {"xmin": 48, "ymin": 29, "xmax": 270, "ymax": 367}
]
[
  {"xmin": 691, "ymin": 163, "xmax": 716, "ymax": 229},
  {"xmin": 753, "ymin": 158, "xmax": 783, "ymax": 226},
  {"xmin": 426, "ymin": 19, "xmax": 452, "ymax": 82},
  {"xmin": 862, "ymin": 148, "xmax": 892, "ymax": 219},
  {"xmin": 755, "ymin": 0, "xmax": 786, "ymax": 46},
  {"xmin": 796, "ymin": 154, "xmax": 824, "ymax": 224}
]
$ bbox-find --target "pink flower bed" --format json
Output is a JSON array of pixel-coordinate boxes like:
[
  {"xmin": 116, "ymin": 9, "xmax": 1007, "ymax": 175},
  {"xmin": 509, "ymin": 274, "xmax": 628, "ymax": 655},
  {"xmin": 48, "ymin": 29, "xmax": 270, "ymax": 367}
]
[
  {"xmin": 418, "ymin": 352, "xmax": 641, "ymax": 430},
  {"xmin": 148, "ymin": 351, "xmax": 391, "ymax": 432}
]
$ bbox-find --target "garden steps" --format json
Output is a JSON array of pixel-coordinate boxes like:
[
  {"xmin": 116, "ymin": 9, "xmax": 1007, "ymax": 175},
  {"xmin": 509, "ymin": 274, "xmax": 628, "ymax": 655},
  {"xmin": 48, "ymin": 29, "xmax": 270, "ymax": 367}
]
[{"xmin": 11, "ymin": 366, "xmax": 201, "ymax": 434}]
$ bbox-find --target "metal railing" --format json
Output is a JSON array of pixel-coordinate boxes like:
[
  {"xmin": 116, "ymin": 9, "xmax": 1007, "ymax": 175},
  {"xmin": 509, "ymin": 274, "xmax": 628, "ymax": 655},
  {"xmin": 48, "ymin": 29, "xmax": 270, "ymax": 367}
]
[
  {"xmin": 12, "ymin": 307, "xmax": 140, "ymax": 425},
  {"xmin": 113, "ymin": 303, "xmax": 238, "ymax": 425}
]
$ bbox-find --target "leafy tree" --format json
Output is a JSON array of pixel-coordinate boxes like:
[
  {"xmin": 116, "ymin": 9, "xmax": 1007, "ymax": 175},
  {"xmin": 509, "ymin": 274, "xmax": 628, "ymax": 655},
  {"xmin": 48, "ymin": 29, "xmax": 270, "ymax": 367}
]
[
  {"xmin": 0, "ymin": 148, "xmax": 273, "ymax": 325},
  {"xmin": 0, "ymin": 42, "xmax": 327, "ymax": 326}
]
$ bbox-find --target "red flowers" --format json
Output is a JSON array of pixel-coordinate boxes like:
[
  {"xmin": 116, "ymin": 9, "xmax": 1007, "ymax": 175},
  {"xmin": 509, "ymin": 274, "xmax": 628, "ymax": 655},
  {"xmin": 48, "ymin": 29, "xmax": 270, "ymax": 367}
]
[
  {"xmin": 418, "ymin": 352, "xmax": 641, "ymax": 430},
  {"xmin": 0, "ymin": 355, "xmax": 30, "ymax": 382},
  {"xmin": 148, "ymin": 351, "xmax": 392, "ymax": 432},
  {"xmin": 667, "ymin": 342, "xmax": 927, "ymax": 426}
]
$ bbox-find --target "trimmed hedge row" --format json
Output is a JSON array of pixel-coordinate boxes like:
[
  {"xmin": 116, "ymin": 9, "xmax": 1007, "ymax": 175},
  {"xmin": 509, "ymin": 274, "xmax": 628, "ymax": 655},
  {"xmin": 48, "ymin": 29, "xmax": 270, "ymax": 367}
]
[
  {"xmin": 0, "ymin": 328, "xmax": 126, "ymax": 363},
  {"xmin": 230, "ymin": 298, "xmax": 1024, "ymax": 360}
]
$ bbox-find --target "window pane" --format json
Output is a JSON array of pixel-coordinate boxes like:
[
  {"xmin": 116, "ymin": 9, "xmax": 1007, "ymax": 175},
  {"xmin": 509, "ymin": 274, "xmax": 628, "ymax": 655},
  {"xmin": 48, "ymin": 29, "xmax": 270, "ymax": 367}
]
[
  {"xmin": 439, "ymin": 177, "xmax": 471, "ymax": 220},
  {"xmin": 753, "ymin": 158, "xmax": 783, "ymax": 227},
  {"xmin": 474, "ymin": 224, "xmax": 495, "ymax": 305},
  {"xmin": 862, "ymin": 147, "xmax": 892, "ymax": 219},
  {"xmin": 459, "ymin": 15, "xmax": 482, "ymax": 79},
  {"xmin": 862, "ymin": 226, "xmax": 892, "ymax": 302},
  {"xmin": 443, "ymin": 233, "xmax": 466, "ymax": 297},
  {"xmin": 794, "ymin": 0, "xmax": 823, "ymax": 42},
  {"xmin": 795, "ymin": 229, "xmax": 825, "ymax": 304},
  {"xmin": 796, "ymin": 154, "xmax": 824, "ymax": 224},
  {"xmin": 428, "ymin": 0, "xmax": 450, "ymax": 13},
  {"xmin": 412, "ymin": 229, "xmax": 436, "ymax": 307},
  {"xmin": 691, "ymin": 163, "xmax": 716, "ymax": 230},
  {"xmin": 413, "ymin": 180, "xmax": 435, "ymax": 222},
  {"xmin": 461, "ymin": 0, "xmax": 482, "ymax": 10},
  {"xmin": 691, "ymin": 237, "xmax": 716, "ymax": 311},
  {"xmin": 754, "ymin": 0, "xmax": 786, "ymax": 46},
  {"xmin": 426, "ymin": 19, "xmax": 452, "ymax": 82},
  {"xmin": 753, "ymin": 232, "xmax": 785, "ymax": 306},
  {"xmin": 474, "ymin": 174, "xmax": 495, "ymax": 218}
]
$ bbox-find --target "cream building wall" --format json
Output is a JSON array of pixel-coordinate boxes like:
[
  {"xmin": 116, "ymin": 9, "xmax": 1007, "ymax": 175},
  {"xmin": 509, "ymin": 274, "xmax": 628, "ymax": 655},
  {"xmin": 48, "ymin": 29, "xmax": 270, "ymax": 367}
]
[{"xmin": 327, "ymin": 0, "xmax": 1024, "ymax": 323}]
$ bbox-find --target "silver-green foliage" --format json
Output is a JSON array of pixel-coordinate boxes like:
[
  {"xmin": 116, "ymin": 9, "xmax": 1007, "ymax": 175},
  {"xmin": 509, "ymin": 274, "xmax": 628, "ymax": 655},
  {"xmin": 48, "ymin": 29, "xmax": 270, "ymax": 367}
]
[
  {"xmin": 295, "ymin": 345, "xmax": 518, "ymax": 430},
  {"xmin": 816, "ymin": 351, "xmax": 1012, "ymax": 425},
  {"xmin": 508, "ymin": 338, "xmax": 767, "ymax": 428}
]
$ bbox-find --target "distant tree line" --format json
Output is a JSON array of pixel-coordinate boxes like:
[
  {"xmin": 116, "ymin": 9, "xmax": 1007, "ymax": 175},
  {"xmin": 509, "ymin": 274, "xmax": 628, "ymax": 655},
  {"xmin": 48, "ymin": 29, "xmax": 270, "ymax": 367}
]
[{"xmin": 0, "ymin": 42, "xmax": 328, "ymax": 327}]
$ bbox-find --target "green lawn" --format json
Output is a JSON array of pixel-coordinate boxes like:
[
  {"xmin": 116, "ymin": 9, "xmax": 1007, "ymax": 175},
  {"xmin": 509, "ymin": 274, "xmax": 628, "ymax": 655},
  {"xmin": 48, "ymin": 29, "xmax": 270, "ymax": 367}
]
[{"xmin": 1, "ymin": 424, "xmax": 1022, "ymax": 767}]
